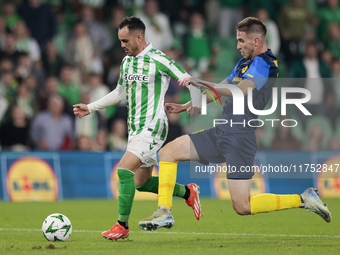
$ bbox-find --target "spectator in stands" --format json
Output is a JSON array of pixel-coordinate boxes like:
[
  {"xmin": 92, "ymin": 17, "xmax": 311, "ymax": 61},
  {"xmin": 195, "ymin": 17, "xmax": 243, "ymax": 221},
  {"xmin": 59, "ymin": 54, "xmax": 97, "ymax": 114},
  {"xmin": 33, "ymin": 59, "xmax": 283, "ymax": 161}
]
[
  {"xmin": 0, "ymin": 105, "xmax": 30, "ymax": 151},
  {"xmin": 13, "ymin": 21, "xmax": 41, "ymax": 62},
  {"xmin": 324, "ymin": 93, "xmax": 339, "ymax": 128},
  {"xmin": 0, "ymin": 70, "xmax": 18, "ymax": 102},
  {"xmin": 2, "ymin": 1, "xmax": 22, "ymax": 31},
  {"xmin": 278, "ymin": 0, "xmax": 314, "ymax": 41},
  {"xmin": 80, "ymin": 5, "xmax": 112, "ymax": 57},
  {"xmin": 321, "ymin": 49, "xmax": 334, "ymax": 68},
  {"xmin": 105, "ymin": 4, "xmax": 126, "ymax": 86},
  {"xmin": 58, "ymin": 65, "xmax": 81, "ymax": 107},
  {"xmin": 330, "ymin": 60, "xmax": 340, "ymax": 114},
  {"xmin": 0, "ymin": 17, "xmax": 6, "ymax": 49},
  {"xmin": 0, "ymin": 33, "xmax": 21, "ymax": 66},
  {"xmin": 88, "ymin": 72, "xmax": 109, "ymax": 102},
  {"xmin": 137, "ymin": 0, "xmax": 173, "ymax": 51},
  {"xmin": 12, "ymin": 80, "xmax": 36, "ymax": 119},
  {"xmin": 182, "ymin": 12, "xmax": 216, "ymax": 78},
  {"xmin": 218, "ymin": 0, "xmax": 243, "ymax": 38},
  {"xmin": 0, "ymin": 58, "xmax": 14, "ymax": 74},
  {"xmin": 289, "ymin": 42, "xmax": 332, "ymax": 116},
  {"xmin": 256, "ymin": 8, "xmax": 280, "ymax": 56},
  {"xmin": 107, "ymin": 5, "xmax": 126, "ymax": 52},
  {"xmin": 14, "ymin": 52, "xmax": 44, "ymax": 89},
  {"xmin": 270, "ymin": 123, "xmax": 301, "ymax": 151},
  {"xmin": 331, "ymin": 58, "xmax": 340, "ymax": 77},
  {"xmin": 18, "ymin": 0, "xmax": 57, "ymax": 51},
  {"xmin": 0, "ymin": 94, "xmax": 8, "ymax": 123},
  {"xmin": 246, "ymin": 0, "xmax": 285, "ymax": 21},
  {"xmin": 87, "ymin": 72, "xmax": 110, "ymax": 116},
  {"xmin": 305, "ymin": 124, "xmax": 324, "ymax": 151},
  {"xmin": 77, "ymin": 135, "xmax": 93, "ymax": 151},
  {"xmin": 298, "ymin": 26, "xmax": 323, "ymax": 57},
  {"xmin": 63, "ymin": 22, "xmax": 94, "ymax": 81},
  {"xmin": 30, "ymin": 95, "xmax": 73, "ymax": 150},
  {"xmin": 92, "ymin": 128, "xmax": 108, "ymax": 152},
  {"xmin": 75, "ymin": 91, "xmax": 103, "ymax": 139},
  {"xmin": 52, "ymin": 10, "xmax": 76, "ymax": 55},
  {"xmin": 328, "ymin": 136, "xmax": 340, "ymax": 151},
  {"xmin": 15, "ymin": 53, "xmax": 32, "ymax": 80},
  {"xmin": 42, "ymin": 40, "xmax": 63, "ymax": 78},
  {"xmin": 317, "ymin": 0, "xmax": 340, "ymax": 45},
  {"xmin": 108, "ymin": 118, "xmax": 127, "ymax": 151},
  {"xmin": 172, "ymin": 8, "xmax": 190, "ymax": 38},
  {"xmin": 326, "ymin": 23, "xmax": 340, "ymax": 59},
  {"xmin": 278, "ymin": 0, "xmax": 315, "ymax": 63},
  {"xmin": 37, "ymin": 76, "xmax": 59, "ymax": 111},
  {"xmin": 107, "ymin": 5, "xmax": 126, "ymax": 48}
]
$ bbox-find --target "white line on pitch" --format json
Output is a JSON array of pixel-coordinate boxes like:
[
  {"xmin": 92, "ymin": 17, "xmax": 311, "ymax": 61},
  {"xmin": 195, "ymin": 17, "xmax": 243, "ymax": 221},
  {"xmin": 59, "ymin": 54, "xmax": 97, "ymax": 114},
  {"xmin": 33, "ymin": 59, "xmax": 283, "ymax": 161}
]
[{"xmin": 0, "ymin": 228, "xmax": 339, "ymax": 238}]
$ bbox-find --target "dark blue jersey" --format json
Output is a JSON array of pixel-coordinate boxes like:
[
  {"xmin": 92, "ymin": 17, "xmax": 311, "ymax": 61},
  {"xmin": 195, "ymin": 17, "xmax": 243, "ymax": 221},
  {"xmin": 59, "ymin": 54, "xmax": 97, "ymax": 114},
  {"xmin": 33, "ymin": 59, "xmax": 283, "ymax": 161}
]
[{"xmin": 218, "ymin": 49, "xmax": 278, "ymax": 133}]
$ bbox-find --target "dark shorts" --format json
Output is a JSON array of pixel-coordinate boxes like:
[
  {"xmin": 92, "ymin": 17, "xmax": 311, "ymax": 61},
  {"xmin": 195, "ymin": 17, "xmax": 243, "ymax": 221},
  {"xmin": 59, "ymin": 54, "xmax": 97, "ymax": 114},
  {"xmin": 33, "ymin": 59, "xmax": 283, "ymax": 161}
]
[{"xmin": 189, "ymin": 127, "xmax": 257, "ymax": 179}]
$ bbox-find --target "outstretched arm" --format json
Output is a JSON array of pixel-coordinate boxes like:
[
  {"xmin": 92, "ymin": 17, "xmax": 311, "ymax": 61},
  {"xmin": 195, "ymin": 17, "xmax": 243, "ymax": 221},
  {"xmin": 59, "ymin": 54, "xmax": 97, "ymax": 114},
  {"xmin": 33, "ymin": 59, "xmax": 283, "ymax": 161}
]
[
  {"xmin": 190, "ymin": 77, "xmax": 256, "ymax": 97},
  {"xmin": 73, "ymin": 85, "xmax": 126, "ymax": 119}
]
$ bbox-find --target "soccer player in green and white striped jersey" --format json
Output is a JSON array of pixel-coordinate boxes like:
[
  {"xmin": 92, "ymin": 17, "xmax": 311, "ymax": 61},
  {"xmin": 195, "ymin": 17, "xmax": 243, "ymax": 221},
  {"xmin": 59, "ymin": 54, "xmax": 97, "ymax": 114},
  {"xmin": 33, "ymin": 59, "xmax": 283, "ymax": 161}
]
[{"xmin": 73, "ymin": 16, "xmax": 202, "ymax": 240}]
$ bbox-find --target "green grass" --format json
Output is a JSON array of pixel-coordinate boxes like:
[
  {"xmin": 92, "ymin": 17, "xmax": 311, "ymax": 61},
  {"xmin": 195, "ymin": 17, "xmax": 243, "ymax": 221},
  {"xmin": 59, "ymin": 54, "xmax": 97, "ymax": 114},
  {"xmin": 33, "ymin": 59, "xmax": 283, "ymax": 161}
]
[{"xmin": 0, "ymin": 198, "xmax": 339, "ymax": 255}]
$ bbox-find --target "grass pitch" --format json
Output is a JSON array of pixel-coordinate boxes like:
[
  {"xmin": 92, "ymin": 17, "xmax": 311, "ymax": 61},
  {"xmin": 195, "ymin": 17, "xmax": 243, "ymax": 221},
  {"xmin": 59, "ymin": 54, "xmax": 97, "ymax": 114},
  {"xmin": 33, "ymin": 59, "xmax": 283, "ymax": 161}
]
[{"xmin": 0, "ymin": 198, "xmax": 339, "ymax": 255}]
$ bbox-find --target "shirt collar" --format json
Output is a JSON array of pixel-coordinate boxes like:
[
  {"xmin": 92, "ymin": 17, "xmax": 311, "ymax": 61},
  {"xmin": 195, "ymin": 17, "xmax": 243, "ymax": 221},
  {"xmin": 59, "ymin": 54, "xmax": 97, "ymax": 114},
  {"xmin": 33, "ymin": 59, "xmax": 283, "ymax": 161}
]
[{"xmin": 136, "ymin": 43, "xmax": 153, "ymax": 57}]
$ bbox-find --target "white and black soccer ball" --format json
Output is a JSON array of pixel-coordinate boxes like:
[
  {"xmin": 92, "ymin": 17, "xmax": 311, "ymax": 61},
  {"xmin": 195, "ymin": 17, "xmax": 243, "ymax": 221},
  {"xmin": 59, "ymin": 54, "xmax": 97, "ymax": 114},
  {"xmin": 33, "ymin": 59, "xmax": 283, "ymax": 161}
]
[{"xmin": 42, "ymin": 213, "xmax": 72, "ymax": 241}]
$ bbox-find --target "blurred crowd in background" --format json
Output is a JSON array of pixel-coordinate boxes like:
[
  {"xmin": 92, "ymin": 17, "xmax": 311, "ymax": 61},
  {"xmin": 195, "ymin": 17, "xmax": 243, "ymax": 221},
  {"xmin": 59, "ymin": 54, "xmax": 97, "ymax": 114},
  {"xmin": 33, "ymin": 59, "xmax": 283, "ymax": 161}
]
[{"xmin": 0, "ymin": 0, "xmax": 340, "ymax": 152}]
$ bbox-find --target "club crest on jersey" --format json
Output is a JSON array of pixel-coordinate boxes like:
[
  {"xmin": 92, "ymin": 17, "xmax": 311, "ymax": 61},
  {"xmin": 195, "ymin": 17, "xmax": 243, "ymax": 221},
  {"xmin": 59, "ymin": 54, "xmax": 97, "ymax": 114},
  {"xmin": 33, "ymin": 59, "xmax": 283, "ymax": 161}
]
[
  {"xmin": 143, "ymin": 63, "xmax": 149, "ymax": 70},
  {"xmin": 242, "ymin": 66, "xmax": 248, "ymax": 73},
  {"xmin": 124, "ymin": 73, "xmax": 149, "ymax": 82}
]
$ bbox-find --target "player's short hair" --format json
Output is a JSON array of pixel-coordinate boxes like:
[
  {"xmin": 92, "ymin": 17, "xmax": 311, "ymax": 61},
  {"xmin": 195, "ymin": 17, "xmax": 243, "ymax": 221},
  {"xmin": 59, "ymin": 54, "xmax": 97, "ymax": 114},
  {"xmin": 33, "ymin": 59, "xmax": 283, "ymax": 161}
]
[
  {"xmin": 119, "ymin": 16, "xmax": 146, "ymax": 34},
  {"xmin": 236, "ymin": 17, "xmax": 267, "ymax": 38}
]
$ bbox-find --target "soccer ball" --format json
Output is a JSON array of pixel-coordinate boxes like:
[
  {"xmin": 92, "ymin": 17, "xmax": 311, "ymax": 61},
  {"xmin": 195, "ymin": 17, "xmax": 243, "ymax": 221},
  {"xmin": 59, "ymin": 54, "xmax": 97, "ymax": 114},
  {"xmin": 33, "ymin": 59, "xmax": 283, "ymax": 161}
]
[{"xmin": 42, "ymin": 213, "xmax": 72, "ymax": 241}]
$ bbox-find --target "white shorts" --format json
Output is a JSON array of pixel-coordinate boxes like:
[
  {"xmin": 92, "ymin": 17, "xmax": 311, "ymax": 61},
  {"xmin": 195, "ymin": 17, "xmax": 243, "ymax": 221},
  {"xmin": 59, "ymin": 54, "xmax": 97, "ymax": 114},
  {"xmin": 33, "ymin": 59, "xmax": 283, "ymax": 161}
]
[{"xmin": 127, "ymin": 135, "xmax": 164, "ymax": 168}]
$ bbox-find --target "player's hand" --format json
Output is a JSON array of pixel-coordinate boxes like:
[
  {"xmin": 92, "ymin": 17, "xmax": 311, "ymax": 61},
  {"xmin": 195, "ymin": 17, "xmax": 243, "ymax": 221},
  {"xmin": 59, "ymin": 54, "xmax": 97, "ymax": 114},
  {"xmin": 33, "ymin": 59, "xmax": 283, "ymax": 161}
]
[
  {"xmin": 73, "ymin": 104, "xmax": 90, "ymax": 118},
  {"xmin": 186, "ymin": 106, "xmax": 201, "ymax": 117},
  {"xmin": 164, "ymin": 103, "xmax": 186, "ymax": 114},
  {"xmin": 179, "ymin": 77, "xmax": 191, "ymax": 87}
]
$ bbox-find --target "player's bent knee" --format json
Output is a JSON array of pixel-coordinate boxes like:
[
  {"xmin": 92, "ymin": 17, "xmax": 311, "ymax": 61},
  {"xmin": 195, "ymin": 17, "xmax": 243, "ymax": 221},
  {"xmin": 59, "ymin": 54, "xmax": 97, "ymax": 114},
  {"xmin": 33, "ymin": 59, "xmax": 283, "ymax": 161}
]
[
  {"xmin": 158, "ymin": 144, "xmax": 176, "ymax": 162},
  {"xmin": 232, "ymin": 202, "xmax": 251, "ymax": 216},
  {"xmin": 233, "ymin": 206, "xmax": 250, "ymax": 216},
  {"xmin": 134, "ymin": 180, "xmax": 144, "ymax": 188},
  {"xmin": 135, "ymin": 184, "xmax": 143, "ymax": 191}
]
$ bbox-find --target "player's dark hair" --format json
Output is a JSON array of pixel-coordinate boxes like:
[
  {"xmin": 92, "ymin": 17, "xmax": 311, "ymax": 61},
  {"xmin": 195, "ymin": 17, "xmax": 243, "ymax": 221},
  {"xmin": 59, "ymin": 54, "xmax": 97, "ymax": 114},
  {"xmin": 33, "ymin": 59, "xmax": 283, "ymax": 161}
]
[
  {"xmin": 236, "ymin": 17, "xmax": 267, "ymax": 37},
  {"xmin": 119, "ymin": 16, "xmax": 145, "ymax": 34}
]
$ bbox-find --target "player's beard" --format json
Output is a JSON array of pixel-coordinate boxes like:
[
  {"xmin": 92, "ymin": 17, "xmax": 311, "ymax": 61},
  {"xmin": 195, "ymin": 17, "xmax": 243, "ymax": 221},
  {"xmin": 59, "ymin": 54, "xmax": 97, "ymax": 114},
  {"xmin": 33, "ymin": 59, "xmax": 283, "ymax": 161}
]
[
  {"xmin": 245, "ymin": 47, "xmax": 255, "ymax": 60},
  {"xmin": 130, "ymin": 41, "xmax": 139, "ymax": 56}
]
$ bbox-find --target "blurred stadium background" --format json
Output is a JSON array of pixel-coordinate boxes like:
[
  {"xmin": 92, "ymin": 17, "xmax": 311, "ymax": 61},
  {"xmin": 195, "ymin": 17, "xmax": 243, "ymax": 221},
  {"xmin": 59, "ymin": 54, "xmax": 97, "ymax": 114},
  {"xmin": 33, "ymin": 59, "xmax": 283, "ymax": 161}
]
[{"xmin": 0, "ymin": 0, "xmax": 340, "ymax": 202}]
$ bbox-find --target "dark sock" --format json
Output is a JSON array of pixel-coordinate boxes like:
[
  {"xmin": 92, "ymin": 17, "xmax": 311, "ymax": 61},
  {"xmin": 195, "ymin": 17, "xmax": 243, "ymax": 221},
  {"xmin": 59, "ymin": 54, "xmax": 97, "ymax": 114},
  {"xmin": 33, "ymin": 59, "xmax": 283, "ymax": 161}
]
[
  {"xmin": 300, "ymin": 195, "xmax": 305, "ymax": 208},
  {"xmin": 118, "ymin": 220, "xmax": 129, "ymax": 229},
  {"xmin": 183, "ymin": 186, "xmax": 190, "ymax": 200}
]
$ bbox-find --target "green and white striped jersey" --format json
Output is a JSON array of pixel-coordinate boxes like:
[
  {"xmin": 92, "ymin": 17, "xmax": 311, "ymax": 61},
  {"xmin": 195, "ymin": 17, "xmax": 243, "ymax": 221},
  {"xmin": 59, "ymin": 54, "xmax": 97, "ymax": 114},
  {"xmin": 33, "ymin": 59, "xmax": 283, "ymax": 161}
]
[{"xmin": 117, "ymin": 43, "xmax": 189, "ymax": 140}]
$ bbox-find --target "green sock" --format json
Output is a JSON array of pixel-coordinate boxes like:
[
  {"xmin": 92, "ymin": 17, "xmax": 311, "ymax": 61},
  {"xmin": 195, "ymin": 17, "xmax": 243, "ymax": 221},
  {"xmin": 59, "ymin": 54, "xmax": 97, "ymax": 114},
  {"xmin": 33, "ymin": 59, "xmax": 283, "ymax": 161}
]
[
  {"xmin": 136, "ymin": 176, "xmax": 186, "ymax": 198},
  {"xmin": 117, "ymin": 168, "xmax": 135, "ymax": 222}
]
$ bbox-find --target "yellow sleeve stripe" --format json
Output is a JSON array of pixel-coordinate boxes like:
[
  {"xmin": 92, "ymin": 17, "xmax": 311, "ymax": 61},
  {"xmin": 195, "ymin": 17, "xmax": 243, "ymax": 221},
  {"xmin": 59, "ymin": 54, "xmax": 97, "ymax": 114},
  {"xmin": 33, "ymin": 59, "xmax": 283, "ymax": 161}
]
[{"xmin": 192, "ymin": 129, "xmax": 205, "ymax": 134}]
